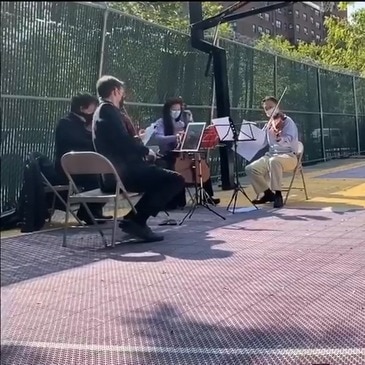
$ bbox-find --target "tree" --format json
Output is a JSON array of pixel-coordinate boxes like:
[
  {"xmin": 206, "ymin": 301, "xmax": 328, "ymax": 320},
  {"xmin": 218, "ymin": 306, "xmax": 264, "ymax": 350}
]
[
  {"xmin": 255, "ymin": 7, "xmax": 365, "ymax": 77},
  {"xmin": 107, "ymin": 2, "xmax": 233, "ymax": 37}
]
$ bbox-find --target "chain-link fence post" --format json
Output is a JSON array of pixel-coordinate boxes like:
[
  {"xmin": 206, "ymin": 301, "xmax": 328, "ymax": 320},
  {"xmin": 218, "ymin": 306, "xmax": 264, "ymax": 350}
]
[
  {"xmin": 317, "ymin": 68, "xmax": 326, "ymax": 161},
  {"xmin": 352, "ymin": 76, "xmax": 360, "ymax": 155},
  {"xmin": 274, "ymin": 55, "xmax": 278, "ymax": 96},
  {"xmin": 98, "ymin": 3, "xmax": 109, "ymax": 78}
]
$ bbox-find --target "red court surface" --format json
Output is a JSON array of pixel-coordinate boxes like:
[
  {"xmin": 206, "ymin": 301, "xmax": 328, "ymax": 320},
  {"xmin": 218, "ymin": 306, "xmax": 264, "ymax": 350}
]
[{"xmin": 1, "ymin": 204, "xmax": 364, "ymax": 365}]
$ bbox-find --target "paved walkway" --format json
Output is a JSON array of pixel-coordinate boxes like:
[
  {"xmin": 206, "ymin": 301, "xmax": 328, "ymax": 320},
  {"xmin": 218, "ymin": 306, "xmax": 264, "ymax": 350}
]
[{"xmin": 1, "ymin": 159, "xmax": 365, "ymax": 364}]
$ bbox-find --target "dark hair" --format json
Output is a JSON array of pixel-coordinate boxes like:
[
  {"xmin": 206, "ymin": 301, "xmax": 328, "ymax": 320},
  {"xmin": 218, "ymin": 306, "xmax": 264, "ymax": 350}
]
[
  {"xmin": 162, "ymin": 97, "xmax": 183, "ymax": 136},
  {"xmin": 96, "ymin": 75, "xmax": 125, "ymax": 99},
  {"xmin": 70, "ymin": 93, "xmax": 98, "ymax": 113},
  {"xmin": 262, "ymin": 96, "xmax": 278, "ymax": 104}
]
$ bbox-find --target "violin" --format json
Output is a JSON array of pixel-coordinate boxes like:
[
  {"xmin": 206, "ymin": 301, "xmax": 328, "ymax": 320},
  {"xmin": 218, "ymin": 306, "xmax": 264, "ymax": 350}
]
[
  {"xmin": 265, "ymin": 86, "xmax": 287, "ymax": 134},
  {"xmin": 269, "ymin": 111, "xmax": 285, "ymax": 135}
]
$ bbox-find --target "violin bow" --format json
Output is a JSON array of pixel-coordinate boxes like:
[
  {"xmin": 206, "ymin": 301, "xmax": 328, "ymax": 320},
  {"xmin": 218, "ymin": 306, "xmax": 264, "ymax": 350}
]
[{"xmin": 265, "ymin": 86, "xmax": 288, "ymax": 131}]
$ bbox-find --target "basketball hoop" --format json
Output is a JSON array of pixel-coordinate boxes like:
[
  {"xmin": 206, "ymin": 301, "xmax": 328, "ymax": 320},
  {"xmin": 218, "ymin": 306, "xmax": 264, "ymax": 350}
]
[{"xmin": 320, "ymin": 2, "xmax": 337, "ymax": 13}]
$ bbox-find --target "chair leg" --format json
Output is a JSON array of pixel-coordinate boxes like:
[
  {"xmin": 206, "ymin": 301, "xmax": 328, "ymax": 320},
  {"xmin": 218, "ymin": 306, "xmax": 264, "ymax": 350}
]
[
  {"xmin": 81, "ymin": 202, "xmax": 107, "ymax": 246},
  {"xmin": 111, "ymin": 198, "xmax": 119, "ymax": 248},
  {"xmin": 63, "ymin": 198, "xmax": 70, "ymax": 247},
  {"xmin": 284, "ymin": 169, "xmax": 297, "ymax": 205},
  {"xmin": 49, "ymin": 194, "xmax": 57, "ymax": 223},
  {"xmin": 300, "ymin": 169, "xmax": 309, "ymax": 200}
]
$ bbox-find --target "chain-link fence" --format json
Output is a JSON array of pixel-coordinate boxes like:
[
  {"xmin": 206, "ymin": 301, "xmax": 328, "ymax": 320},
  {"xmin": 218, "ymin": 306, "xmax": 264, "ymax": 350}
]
[{"xmin": 1, "ymin": 1, "xmax": 364, "ymax": 214}]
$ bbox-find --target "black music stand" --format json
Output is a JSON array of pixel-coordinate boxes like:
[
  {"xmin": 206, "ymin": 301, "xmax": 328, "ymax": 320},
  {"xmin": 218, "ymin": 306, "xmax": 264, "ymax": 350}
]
[
  {"xmin": 214, "ymin": 118, "xmax": 258, "ymax": 213},
  {"xmin": 178, "ymin": 148, "xmax": 226, "ymax": 226}
]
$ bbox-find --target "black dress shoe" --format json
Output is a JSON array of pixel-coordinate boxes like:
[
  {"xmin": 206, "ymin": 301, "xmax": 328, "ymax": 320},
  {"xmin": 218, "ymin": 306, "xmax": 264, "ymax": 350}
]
[
  {"xmin": 203, "ymin": 197, "xmax": 220, "ymax": 205},
  {"xmin": 119, "ymin": 219, "xmax": 164, "ymax": 242},
  {"xmin": 252, "ymin": 194, "xmax": 275, "ymax": 205},
  {"xmin": 273, "ymin": 195, "xmax": 284, "ymax": 208},
  {"xmin": 77, "ymin": 212, "xmax": 107, "ymax": 225},
  {"xmin": 94, "ymin": 214, "xmax": 113, "ymax": 221}
]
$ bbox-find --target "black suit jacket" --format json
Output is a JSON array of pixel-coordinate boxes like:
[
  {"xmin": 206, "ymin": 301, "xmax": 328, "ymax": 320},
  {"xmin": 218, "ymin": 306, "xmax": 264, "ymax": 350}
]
[
  {"xmin": 54, "ymin": 112, "xmax": 94, "ymax": 177},
  {"xmin": 92, "ymin": 101, "xmax": 149, "ymax": 168}
]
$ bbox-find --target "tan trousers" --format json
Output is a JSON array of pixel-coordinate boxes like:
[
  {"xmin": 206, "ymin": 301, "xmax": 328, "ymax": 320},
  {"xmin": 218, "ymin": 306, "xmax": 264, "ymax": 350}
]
[{"xmin": 245, "ymin": 153, "xmax": 298, "ymax": 194}]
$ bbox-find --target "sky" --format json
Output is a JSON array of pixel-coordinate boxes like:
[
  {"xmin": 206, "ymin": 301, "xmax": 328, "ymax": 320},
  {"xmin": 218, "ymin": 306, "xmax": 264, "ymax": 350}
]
[{"xmin": 347, "ymin": 2, "xmax": 365, "ymax": 19}]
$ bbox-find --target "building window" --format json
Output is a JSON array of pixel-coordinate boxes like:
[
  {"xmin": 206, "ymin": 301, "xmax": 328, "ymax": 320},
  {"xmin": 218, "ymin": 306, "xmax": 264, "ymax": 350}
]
[
  {"xmin": 251, "ymin": 7, "xmax": 255, "ymax": 10},
  {"xmin": 295, "ymin": 10, "xmax": 299, "ymax": 18},
  {"xmin": 304, "ymin": 27, "xmax": 308, "ymax": 35},
  {"xmin": 310, "ymin": 16, "xmax": 314, "ymax": 23},
  {"xmin": 252, "ymin": 24, "xmax": 256, "ymax": 32},
  {"xmin": 276, "ymin": 20, "xmax": 282, "ymax": 28},
  {"xmin": 311, "ymin": 29, "xmax": 315, "ymax": 36},
  {"xmin": 264, "ymin": 13, "xmax": 270, "ymax": 21},
  {"xmin": 315, "ymin": 22, "xmax": 320, "ymax": 29},
  {"xmin": 316, "ymin": 34, "xmax": 320, "ymax": 41},
  {"xmin": 288, "ymin": 9, "xmax": 292, "ymax": 15},
  {"xmin": 259, "ymin": 13, "xmax": 263, "ymax": 19},
  {"xmin": 277, "ymin": 8, "xmax": 282, "ymax": 14},
  {"xmin": 258, "ymin": 26, "xmax": 263, "ymax": 33},
  {"xmin": 289, "ymin": 23, "xmax": 293, "ymax": 29},
  {"xmin": 303, "ymin": 13, "xmax": 307, "ymax": 21},
  {"xmin": 265, "ymin": 28, "xmax": 271, "ymax": 35},
  {"xmin": 297, "ymin": 38, "xmax": 301, "ymax": 43},
  {"xmin": 315, "ymin": 10, "xmax": 319, "ymax": 16},
  {"xmin": 296, "ymin": 24, "xmax": 300, "ymax": 32}
]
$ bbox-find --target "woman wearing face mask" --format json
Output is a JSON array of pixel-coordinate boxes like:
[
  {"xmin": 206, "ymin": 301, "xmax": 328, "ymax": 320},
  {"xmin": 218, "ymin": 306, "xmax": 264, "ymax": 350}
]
[{"xmin": 154, "ymin": 97, "xmax": 220, "ymax": 210}]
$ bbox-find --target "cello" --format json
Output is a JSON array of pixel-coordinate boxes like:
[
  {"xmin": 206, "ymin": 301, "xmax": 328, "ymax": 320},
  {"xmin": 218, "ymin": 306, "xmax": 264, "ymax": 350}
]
[{"xmin": 174, "ymin": 124, "xmax": 220, "ymax": 184}]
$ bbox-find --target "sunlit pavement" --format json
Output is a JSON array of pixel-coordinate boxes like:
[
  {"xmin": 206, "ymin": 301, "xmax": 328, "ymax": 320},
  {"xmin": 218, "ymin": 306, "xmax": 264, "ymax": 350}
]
[{"xmin": 1, "ymin": 159, "xmax": 364, "ymax": 365}]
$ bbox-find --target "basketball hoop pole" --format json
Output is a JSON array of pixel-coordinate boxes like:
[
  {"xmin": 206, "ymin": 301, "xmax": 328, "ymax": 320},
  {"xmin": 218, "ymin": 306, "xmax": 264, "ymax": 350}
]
[{"xmin": 189, "ymin": 1, "xmax": 294, "ymax": 190}]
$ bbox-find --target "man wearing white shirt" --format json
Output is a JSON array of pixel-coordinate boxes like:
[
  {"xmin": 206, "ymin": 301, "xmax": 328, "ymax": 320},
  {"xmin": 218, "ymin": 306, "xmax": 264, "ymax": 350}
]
[{"xmin": 245, "ymin": 96, "xmax": 299, "ymax": 208}]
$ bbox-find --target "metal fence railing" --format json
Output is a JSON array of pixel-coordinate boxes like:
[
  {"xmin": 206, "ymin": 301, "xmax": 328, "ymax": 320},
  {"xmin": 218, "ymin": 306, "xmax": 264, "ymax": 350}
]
[{"xmin": 1, "ymin": 2, "xmax": 364, "ymax": 214}]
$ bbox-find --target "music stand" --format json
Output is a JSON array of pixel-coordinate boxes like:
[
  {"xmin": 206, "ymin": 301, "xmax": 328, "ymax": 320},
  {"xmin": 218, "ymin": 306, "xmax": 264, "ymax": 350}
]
[
  {"xmin": 173, "ymin": 123, "xmax": 226, "ymax": 225},
  {"xmin": 212, "ymin": 117, "xmax": 259, "ymax": 213}
]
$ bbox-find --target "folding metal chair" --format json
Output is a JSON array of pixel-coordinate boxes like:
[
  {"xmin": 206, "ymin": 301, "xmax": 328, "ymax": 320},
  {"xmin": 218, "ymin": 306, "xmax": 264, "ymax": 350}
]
[
  {"xmin": 61, "ymin": 151, "xmax": 138, "ymax": 248},
  {"xmin": 283, "ymin": 141, "xmax": 309, "ymax": 205}
]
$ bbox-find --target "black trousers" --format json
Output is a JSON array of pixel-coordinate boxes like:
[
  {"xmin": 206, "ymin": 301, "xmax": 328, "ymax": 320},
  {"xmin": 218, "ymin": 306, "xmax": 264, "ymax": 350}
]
[{"xmin": 103, "ymin": 162, "xmax": 185, "ymax": 219}]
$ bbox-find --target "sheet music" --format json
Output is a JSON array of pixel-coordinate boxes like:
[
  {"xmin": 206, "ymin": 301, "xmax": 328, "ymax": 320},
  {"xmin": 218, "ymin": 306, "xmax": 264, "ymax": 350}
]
[
  {"xmin": 212, "ymin": 117, "xmax": 233, "ymax": 141},
  {"xmin": 234, "ymin": 122, "xmax": 267, "ymax": 162},
  {"xmin": 141, "ymin": 123, "xmax": 156, "ymax": 145}
]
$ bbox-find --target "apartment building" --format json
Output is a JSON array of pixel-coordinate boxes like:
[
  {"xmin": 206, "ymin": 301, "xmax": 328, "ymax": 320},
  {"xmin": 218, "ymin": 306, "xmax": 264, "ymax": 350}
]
[{"xmin": 223, "ymin": 2, "xmax": 347, "ymax": 44}]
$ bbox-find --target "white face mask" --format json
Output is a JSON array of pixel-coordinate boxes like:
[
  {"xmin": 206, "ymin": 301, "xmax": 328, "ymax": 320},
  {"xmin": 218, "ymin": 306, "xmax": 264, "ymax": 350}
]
[{"xmin": 170, "ymin": 110, "xmax": 181, "ymax": 120}]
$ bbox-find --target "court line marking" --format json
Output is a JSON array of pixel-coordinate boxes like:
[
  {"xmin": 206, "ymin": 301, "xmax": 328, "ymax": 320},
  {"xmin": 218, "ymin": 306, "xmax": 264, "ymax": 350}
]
[{"xmin": 1, "ymin": 341, "xmax": 363, "ymax": 357}]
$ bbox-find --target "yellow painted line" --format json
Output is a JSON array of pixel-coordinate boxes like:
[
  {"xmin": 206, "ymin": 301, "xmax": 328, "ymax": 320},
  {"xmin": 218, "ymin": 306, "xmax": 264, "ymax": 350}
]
[{"xmin": 330, "ymin": 183, "xmax": 365, "ymax": 197}]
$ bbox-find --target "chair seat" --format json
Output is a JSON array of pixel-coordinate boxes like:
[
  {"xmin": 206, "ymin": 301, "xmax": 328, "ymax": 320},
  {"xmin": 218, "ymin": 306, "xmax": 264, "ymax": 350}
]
[
  {"xmin": 44, "ymin": 185, "xmax": 69, "ymax": 193},
  {"xmin": 69, "ymin": 188, "xmax": 140, "ymax": 203}
]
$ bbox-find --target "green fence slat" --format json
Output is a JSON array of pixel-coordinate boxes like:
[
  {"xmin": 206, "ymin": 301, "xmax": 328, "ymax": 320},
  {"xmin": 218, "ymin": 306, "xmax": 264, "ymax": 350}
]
[{"xmin": 1, "ymin": 1, "xmax": 364, "ymax": 214}]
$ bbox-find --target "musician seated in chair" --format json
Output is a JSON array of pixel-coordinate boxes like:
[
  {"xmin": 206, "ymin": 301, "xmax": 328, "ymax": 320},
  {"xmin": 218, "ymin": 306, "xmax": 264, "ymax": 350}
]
[
  {"xmin": 245, "ymin": 96, "xmax": 299, "ymax": 209},
  {"xmin": 92, "ymin": 76, "xmax": 185, "ymax": 242},
  {"xmin": 153, "ymin": 97, "xmax": 220, "ymax": 210},
  {"xmin": 54, "ymin": 92, "xmax": 112, "ymax": 224}
]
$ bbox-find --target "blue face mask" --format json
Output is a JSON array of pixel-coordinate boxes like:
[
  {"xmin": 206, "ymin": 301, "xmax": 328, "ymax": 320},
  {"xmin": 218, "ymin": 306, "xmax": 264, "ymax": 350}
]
[{"xmin": 170, "ymin": 110, "xmax": 181, "ymax": 120}]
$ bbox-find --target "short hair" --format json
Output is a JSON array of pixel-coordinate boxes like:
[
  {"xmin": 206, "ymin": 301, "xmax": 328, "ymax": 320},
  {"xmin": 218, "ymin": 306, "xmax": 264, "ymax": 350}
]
[
  {"xmin": 96, "ymin": 75, "xmax": 125, "ymax": 99},
  {"xmin": 70, "ymin": 93, "xmax": 98, "ymax": 112},
  {"xmin": 262, "ymin": 96, "xmax": 278, "ymax": 104}
]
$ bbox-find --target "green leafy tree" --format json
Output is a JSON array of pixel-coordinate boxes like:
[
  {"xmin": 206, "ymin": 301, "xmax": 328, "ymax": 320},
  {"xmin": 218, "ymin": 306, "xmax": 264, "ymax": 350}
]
[
  {"xmin": 107, "ymin": 2, "xmax": 233, "ymax": 37},
  {"xmin": 255, "ymin": 7, "xmax": 365, "ymax": 76}
]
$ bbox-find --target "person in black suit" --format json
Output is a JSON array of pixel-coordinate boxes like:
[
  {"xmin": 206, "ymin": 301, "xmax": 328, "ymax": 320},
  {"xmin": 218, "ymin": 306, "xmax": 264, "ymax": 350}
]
[
  {"xmin": 54, "ymin": 93, "xmax": 111, "ymax": 224},
  {"xmin": 92, "ymin": 76, "xmax": 185, "ymax": 242}
]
